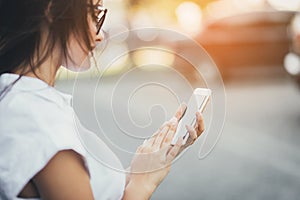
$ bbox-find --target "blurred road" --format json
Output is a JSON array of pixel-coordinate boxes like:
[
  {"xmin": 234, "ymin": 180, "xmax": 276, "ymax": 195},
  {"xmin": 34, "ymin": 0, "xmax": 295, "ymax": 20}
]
[{"xmin": 56, "ymin": 66, "xmax": 300, "ymax": 200}]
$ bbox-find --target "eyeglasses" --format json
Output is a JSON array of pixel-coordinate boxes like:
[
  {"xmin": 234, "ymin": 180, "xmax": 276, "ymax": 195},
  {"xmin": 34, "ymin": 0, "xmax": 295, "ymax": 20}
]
[{"xmin": 95, "ymin": 6, "xmax": 107, "ymax": 35}]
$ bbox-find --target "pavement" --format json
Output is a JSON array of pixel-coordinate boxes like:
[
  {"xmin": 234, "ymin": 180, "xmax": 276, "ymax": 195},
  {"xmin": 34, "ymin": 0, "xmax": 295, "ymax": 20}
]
[{"xmin": 56, "ymin": 65, "xmax": 300, "ymax": 200}]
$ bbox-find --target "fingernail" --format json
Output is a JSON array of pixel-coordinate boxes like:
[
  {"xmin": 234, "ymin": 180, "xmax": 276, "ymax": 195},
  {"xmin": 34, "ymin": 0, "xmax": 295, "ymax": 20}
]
[
  {"xmin": 181, "ymin": 102, "xmax": 187, "ymax": 109},
  {"xmin": 196, "ymin": 112, "xmax": 203, "ymax": 118},
  {"xmin": 185, "ymin": 124, "xmax": 191, "ymax": 131}
]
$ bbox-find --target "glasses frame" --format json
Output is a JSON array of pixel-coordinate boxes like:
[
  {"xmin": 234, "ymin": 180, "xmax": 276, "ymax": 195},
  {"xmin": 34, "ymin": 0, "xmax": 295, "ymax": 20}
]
[{"xmin": 95, "ymin": 6, "xmax": 108, "ymax": 35}]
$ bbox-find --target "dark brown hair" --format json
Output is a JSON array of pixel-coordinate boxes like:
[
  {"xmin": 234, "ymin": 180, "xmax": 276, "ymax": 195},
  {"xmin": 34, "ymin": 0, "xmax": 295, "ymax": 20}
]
[
  {"xmin": 0, "ymin": 0, "xmax": 100, "ymax": 99},
  {"xmin": 0, "ymin": 0, "xmax": 99, "ymax": 74}
]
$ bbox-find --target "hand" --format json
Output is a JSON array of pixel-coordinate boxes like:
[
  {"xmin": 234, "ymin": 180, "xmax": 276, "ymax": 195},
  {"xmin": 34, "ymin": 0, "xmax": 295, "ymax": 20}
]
[
  {"xmin": 172, "ymin": 103, "xmax": 205, "ymax": 153},
  {"xmin": 181, "ymin": 112, "xmax": 205, "ymax": 150},
  {"xmin": 126, "ymin": 104, "xmax": 205, "ymax": 195},
  {"xmin": 128, "ymin": 108, "xmax": 184, "ymax": 193}
]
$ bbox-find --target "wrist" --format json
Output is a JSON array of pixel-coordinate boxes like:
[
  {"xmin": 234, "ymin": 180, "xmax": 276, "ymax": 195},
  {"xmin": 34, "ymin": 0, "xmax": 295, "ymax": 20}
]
[
  {"xmin": 131, "ymin": 178, "xmax": 157, "ymax": 194},
  {"xmin": 123, "ymin": 178, "xmax": 157, "ymax": 200}
]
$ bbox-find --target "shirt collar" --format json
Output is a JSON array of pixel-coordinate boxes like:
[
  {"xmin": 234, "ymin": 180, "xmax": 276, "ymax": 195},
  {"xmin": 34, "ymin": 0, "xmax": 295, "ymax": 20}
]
[
  {"xmin": 0, "ymin": 73, "xmax": 49, "ymax": 90},
  {"xmin": 0, "ymin": 73, "xmax": 73, "ymax": 106}
]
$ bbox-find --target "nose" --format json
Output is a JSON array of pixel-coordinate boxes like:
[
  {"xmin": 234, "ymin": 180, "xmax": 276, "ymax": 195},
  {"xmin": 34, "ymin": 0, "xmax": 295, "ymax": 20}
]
[
  {"xmin": 91, "ymin": 30, "xmax": 105, "ymax": 49},
  {"xmin": 95, "ymin": 31, "xmax": 104, "ymax": 42}
]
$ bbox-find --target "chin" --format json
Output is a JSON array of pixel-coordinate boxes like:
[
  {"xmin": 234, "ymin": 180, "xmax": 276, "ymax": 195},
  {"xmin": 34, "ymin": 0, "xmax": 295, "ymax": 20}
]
[{"xmin": 62, "ymin": 55, "xmax": 91, "ymax": 72}]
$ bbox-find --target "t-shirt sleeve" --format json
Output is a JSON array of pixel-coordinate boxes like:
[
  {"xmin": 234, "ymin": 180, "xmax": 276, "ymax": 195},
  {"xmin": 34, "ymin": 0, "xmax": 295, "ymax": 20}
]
[{"xmin": 0, "ymin": 94, "xmax": 89, "ymax": 199}]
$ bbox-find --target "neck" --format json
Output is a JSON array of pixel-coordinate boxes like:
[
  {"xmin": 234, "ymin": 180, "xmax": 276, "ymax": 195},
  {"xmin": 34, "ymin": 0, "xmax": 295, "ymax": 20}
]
[
  {"xmin": 24, "ymin": 66, "xmax": 59, "ymax": 86},
  {"xmin": 14, "ymin": 26, "xmax": 62, "ymax": 86},
  {"xmin": 14, "ymin": 42, "xmax": 62, "ymax": 86},
  {"xmin": 14, "ymin": 58, "xmax": 61, "ymax": 87}
]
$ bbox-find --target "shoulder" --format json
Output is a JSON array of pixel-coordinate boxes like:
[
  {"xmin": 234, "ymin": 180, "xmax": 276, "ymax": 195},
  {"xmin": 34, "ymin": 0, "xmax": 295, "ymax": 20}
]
[
  {"xmin": 0, "ymin": 88, "xmax": 80, "ymax": 148},
  {"xmin": 0, "ymin": 87, "xmax": 76, "ymax": 136},
  {"xmin": 0, "ymin": 87, "xmax": 72, "ymax": 119},
  {"xmin": 0, "ymin": 88, "xmax": 89, "ymax": 198}
]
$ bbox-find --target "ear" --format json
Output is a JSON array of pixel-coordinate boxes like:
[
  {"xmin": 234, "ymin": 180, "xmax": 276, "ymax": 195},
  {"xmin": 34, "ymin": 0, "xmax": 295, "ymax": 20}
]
[{"xmin": 44, "ymin": 1, "xmax": 53, "ymax": 23}]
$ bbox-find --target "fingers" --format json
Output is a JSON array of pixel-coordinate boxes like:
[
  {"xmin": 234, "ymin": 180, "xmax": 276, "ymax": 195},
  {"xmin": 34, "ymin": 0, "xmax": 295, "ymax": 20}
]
[
  {"xmin": 153, "ymin": 117, "xmax": 178, "ymax": 150},
  {"xmin": 151, "ymin": 123, "xmax": 165, "ymax": 138},
  {"xmin": 150, "ymin": 103, "xmax": 186, "ymax": 148},
  {"xmin": 195, "ymin": 112, "xmax": 205, "ymax": 136},
  {"xmin": 166, "ymin": 137, "xmax": 182, "ymax": 163},
  {"xmin": 162, "ymin": 118, "xmax": 178, "ymax": 147},
  {"xmin": 174, "ymin": 103, "xmax": 187, "ymax": 121},
  {"xmin": 151, "ymin": 111, "xmax": 204, "ymax": 152},
  {"xmin": 186, "ymin": 125, "xmax": 197, "ymax": 144},
  {"xmin": 152, "ymin": 125, "xmax": 169, "ymax": 150},
  {"xmin": 143, "ymin": 119, "xmax": 172, "ymax": 148},
  {"xmin": 141, "ymin": 117, "xmax": 178, "ymax": 152},
  {"xmin": 182, "ymin": 112, "xmax": 205, "ymax": 147}
]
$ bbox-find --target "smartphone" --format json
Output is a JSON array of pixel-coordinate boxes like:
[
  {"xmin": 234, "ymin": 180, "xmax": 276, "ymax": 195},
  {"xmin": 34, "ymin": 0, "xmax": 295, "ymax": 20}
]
[{"xmin": 171, "ymin": 88, "xmax": 211, "ymax": 145}]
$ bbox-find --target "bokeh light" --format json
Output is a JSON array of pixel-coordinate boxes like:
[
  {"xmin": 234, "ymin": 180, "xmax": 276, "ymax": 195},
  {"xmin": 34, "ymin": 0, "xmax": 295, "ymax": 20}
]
[
  {"xmin": 268, "ymin": 0, "xmax": 300, "ymax": 11},
  {"xmin": 176, "ymin": 1, "xmax": 203, "ymax": 36},
  {"xmin": 284, "ymin": 52, "xmax": 300, "ymax": 75},
  {"xmin": 132, "ymin": 48, "xmax": 175, "ymax": 69}
]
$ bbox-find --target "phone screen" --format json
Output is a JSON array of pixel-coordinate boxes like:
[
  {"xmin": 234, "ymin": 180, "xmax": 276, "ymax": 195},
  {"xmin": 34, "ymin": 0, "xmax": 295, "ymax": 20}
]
[{"xmin": 171, "ymin": 88, "xmax": 210, "ymax": 145}]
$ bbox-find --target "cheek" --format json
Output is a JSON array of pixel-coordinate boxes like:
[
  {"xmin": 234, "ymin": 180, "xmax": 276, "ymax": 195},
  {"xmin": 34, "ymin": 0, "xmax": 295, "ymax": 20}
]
[
  {"xmin": 71, "ymin": 41, "xmax": 88, "ymax": 63},
  {"xmin": 62, "ymin": 36, "xmax": 91, "ymax": 71},
  {"xmin": 88, "ymin": 16, "xmax": 97, "ymax": 46}
]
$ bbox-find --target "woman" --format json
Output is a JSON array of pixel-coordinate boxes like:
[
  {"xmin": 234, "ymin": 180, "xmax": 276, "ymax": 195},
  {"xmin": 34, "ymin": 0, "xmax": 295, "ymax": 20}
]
[{"xmin": 0, "ymin": 0, "xmax": 205, "ymax": 199}]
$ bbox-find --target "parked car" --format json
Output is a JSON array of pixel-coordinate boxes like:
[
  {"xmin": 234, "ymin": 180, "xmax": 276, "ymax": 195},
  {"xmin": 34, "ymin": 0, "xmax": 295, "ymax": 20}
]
[{"xmin": 197, "ymin": 11, "xmax": 295, "ymax": 79}]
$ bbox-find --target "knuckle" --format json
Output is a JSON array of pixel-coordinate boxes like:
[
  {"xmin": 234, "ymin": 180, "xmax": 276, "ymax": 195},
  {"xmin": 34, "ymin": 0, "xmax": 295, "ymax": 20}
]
[
  {"xmin": 158, "ymin": 132, "xmax": 164, "ymax": 137},
  {"xmin": 143, "ymin": 146, "xmax": 152, "ymax": 153},
  {"xmin": 190, "ymin": 133, "xmax": 197, "ymax": 140},
  {"xmin": 156, "ymin": 134, "xmax": 164, "ymax": 141},
  {"xmin": 164, "ymin": 136, "xmax": 172, "ymax": 143},
  {"xmin": 169, "ymin": 125, "xmax": 177, "ymax": 131},
  {"xmin": 169, "ymin": 150, "xmax": 177, "ymax": 158},
  {"xmin": 137, "ymin": 146, "xmax": 144, "ymax": 153},
  {"xmin": 175, "ymin": 143, "xmax": 181, "ymax": 148}
]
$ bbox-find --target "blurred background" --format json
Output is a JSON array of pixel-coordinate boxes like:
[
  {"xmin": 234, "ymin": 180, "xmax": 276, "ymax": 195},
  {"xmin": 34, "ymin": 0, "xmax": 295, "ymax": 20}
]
[{"xmin": 55, "ymin": 0, "xmax": 300, "ymax": 199}]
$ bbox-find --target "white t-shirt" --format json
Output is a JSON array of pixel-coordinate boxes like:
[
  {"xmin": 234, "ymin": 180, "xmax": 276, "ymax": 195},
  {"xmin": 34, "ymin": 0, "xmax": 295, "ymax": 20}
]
[{"xmin": 0, "ymin": 73, "xmax": 125, "ymax": 200}]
